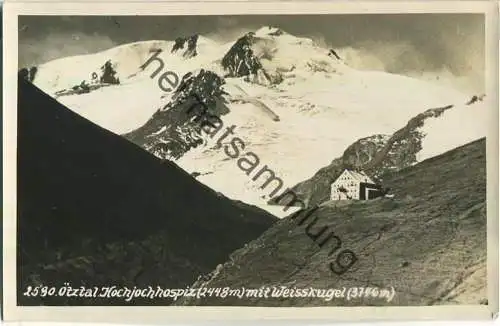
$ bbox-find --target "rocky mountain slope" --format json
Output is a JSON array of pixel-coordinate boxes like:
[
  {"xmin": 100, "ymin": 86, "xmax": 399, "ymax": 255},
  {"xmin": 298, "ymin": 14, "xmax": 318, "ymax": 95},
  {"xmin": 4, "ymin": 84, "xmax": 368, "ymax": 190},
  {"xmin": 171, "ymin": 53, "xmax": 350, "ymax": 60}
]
[
  {"xmin": 171, "ymin": 34, "xmax": 200, "ymax": 59},
  {"xmin": 176, "ymin": 138, "xmax": 487, "ymax": 306},
  {"xmin": 271, "ymin": 96, "xmax": 487, "ymax": 208},
  {"xmin": 17, "ymin": 77, "xmax": 278, "ymax": 305},
  {"xmin": 123, "ymin": 69, "xmax": 230, "ymax": 159}
]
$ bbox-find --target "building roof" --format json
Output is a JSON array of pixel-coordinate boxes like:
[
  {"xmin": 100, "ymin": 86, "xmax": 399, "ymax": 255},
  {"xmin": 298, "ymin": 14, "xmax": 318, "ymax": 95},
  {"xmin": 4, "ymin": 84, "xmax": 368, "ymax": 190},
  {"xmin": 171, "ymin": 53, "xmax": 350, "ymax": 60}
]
[
  {"xmin": 347, "ymin": 170, "xmax": 374, "ymax": 183},
  {"xmin": 333, "ymin": 169, "xmax": 375, "ymax": 184}
]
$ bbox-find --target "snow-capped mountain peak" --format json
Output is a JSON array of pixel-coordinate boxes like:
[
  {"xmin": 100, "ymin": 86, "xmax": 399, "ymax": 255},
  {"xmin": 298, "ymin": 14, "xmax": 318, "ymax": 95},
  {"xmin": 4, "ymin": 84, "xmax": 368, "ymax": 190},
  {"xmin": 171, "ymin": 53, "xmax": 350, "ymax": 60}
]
[
  {"xmin": 20, "ymin": 27, "xmax": 487, "ymax": 217},
  {"xmin": 254, "ymin": 26, "xmax": 287, "ymax": 37},
  {"xmin": 220, "ymin": 27, "xmax": 344, "ymax": 86},
  {"xmin": 171, "ymin": 34, "xmax": 219, "ymax": 59}
]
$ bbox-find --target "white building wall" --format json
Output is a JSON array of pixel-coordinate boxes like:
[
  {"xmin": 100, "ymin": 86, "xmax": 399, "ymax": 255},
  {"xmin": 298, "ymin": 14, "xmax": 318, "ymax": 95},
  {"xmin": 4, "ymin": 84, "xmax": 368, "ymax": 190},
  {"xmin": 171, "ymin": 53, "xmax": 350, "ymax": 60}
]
[{"xmin": 330, "ymin": 171, "xmax": 361, "ymax": 200}]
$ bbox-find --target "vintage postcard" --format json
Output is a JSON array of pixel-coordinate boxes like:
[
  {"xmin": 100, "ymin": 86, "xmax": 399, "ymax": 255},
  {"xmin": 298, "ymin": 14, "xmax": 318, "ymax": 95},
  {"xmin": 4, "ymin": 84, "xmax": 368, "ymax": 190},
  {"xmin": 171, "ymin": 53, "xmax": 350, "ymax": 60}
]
[{"xmin": 2, "ymin": 0, "xmax": 499, "ymax": 323}]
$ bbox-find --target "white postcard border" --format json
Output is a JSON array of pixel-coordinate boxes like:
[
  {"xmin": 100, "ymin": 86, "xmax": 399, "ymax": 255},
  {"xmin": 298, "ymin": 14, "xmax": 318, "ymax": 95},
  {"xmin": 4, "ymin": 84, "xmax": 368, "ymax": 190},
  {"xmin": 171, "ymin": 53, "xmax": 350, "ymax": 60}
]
[{"xmin": 3, "ymin": 0, "xmax": 499, "ymax": 322}]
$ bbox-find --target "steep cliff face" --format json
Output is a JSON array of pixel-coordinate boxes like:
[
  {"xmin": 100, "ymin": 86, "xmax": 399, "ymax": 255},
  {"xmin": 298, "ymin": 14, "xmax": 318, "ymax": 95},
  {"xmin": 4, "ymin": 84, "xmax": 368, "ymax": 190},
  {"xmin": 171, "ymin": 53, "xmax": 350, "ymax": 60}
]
[
  {"xmin": 222, "ymin": 32, "xmax": 263, "ymax": 77},
  {"xmin": 177, "ymin": 138, "xmax": 487, "ymax": 306},
  {"xmin": 123, "ymin": 69, "xmax": 229, "ymax": 160},
  {"xmin": 220, "ymin": 30, "xmax": 292, "ymax": 86},
  {"xmin": 171, "ymin": 34, "xmax": 200, "ymax": 59},
  {"xmin": 17, "ymin": 77, "xmax": 277, "ymax": 305},
  {"xmin": 18, "ymin": 66, "xmax": 38, "ymax": 82},
  {"xmin": 99, "ymin": 60, "xmax": 121, "ymax": 85}
]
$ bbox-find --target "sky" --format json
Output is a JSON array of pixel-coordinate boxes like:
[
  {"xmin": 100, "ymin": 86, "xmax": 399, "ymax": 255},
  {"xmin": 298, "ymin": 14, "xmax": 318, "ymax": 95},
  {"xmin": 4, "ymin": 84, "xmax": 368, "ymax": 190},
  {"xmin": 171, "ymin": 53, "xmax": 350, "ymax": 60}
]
[{"xmin": 18, "ymin": 14, "xmax": 485, "ymax": 93}]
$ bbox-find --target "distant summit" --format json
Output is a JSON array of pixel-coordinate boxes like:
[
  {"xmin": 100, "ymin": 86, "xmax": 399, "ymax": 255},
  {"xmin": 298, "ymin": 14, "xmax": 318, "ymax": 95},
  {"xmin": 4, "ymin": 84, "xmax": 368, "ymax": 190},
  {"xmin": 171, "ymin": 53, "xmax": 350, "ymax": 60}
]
[
  {"xmin": 221, "ymin": 31, "xmax": 285, "ymax": 85},
  {"xmin": 171, "ymin": 34, "xmax": 200, "ymax": 59},
  {"xmin": 255, "ymin": 26, "xmax": 286, "ymax": 37},
  {"xmin": 222, "ymin": 32, "xmax": 264, "ymax": 78}
]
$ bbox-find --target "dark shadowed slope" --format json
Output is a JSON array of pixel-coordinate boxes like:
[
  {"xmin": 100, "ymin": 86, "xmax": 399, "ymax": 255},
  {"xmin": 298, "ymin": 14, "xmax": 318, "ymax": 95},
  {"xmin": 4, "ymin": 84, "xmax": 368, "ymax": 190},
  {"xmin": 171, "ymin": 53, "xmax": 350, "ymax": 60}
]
[
  {"xmin": 177, "ymin": 139, "xmax": 486, "ymax": 306},
  {"xmin": 17, "ymin": 77, "xmax": 278, "ymax": 305}
]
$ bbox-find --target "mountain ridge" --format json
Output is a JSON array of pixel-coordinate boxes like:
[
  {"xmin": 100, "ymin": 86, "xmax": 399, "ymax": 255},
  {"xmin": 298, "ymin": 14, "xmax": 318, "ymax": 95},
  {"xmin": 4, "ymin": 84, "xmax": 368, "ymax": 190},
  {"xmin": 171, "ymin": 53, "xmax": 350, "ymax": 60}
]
[
  {"xmin": 176, "ymin": 138, "xmax": 487, "ymax": 306},
  {"xmin": 17, "ymin": 76, "xmax": 278, "ymax": 305},
  {"xmin": 272, "ymin": 96, "xmax": 486, "ymax": 208}
]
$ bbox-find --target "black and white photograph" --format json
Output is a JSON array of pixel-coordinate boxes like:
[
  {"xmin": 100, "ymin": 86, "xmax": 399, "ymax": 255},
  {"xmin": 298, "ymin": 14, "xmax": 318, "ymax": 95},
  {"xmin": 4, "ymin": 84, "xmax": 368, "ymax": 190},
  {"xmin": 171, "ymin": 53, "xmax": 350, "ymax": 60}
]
[{"xmin": 3, "ymin": 0, "xmax": 499, "ymax": 322}]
